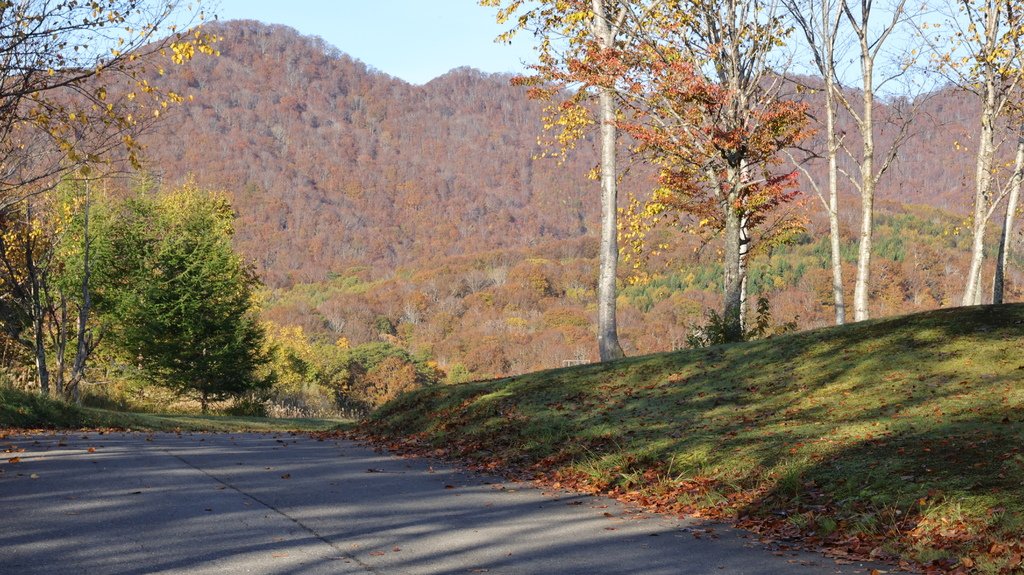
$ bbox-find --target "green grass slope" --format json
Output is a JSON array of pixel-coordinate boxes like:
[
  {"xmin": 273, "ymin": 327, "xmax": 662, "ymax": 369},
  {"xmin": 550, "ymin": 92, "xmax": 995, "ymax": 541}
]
[
  {"xmin": 0, "ymin": 387, "xmax": 344, "ymax": 433},
  {"xmin": 369, "ymin": 304, "xmax": 1024, "ymax": 574}
]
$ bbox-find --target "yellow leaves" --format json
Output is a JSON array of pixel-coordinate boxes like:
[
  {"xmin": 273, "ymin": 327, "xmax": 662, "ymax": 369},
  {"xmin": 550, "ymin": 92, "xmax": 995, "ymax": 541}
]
[
  {"xmin": 618, "ymin": 195, "xmax": 668, "ymax": 284},
  {"xmin": 170, "ymin": 40, "xmax": 196, "ymax": 65}
]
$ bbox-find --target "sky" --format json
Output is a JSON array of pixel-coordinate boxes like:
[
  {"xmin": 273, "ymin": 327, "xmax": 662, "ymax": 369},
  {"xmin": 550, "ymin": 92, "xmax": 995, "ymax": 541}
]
[{"xmin": 209, "ymin": 0, "xmax": 538, "ymax": 85}]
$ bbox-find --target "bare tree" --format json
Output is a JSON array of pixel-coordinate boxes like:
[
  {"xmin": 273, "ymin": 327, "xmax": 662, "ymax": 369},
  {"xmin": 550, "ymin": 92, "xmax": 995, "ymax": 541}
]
[
  {"xmin": 993, "ymin": 131, "xmax": 1024, "ymax": 303},
  {"xmin": 483, "ymin": 0, "xmax": 669, "ymax": 361},
  {"xmin": 835, "ymin": 0, "xmax": 924, "ymax": 322},
  {"xmin": 785, "ymin": 0, "xmax": 848, "ymax": 324},
  {"xmin": 928, "ymin": 0, "xmax": 1024, "ymax": 305}
]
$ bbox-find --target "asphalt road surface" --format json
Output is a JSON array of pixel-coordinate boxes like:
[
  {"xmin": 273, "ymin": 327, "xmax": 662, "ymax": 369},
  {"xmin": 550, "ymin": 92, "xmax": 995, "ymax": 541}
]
[{"xmin": 0, "ymin": 432, "xmax": 886, "ymax": 574}]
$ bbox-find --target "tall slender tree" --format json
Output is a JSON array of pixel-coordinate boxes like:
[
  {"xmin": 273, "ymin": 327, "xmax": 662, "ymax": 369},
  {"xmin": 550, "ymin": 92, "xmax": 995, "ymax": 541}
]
[
  {"xmin": 836, "ymin": 0, "xmax": 924, "ymax": 321},
  {"xmin": 785, "ymin": 0, "xmax": 847, "ymax": 324},
  {"xmin": 993, "ymin": 130, "xmax": 1024, "ymax": 303},
  {"xmin": 482, "ymin": 0, "xmax": 663, "ymax": 360},
  {"xmin": 930, "ymin": 0, "xmax": 1024, "ymax": 305}
]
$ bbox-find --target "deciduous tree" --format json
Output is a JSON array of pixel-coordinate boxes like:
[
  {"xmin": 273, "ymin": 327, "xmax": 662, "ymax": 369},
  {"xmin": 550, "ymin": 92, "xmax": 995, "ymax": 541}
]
[
  {"xmin": 620, "ymin": 0, "xmax": 810, "ymax": 341},
  {"xmin": 929, "ymin": 0, "xmax": 1024, "ymax": 305},
  {"xmin": 0, "ymin": 0, "xmax": 217, "ymax": 209},
  {"xmin": 833, "ymin": 0, "xmax": 923, "ymax": 321},
  {"xmin": 481, "ymin": 0, "xmax": 663, "ymax": 361},
  {"xmin": 785, "ymin": 0, "xmax": 847, "ymax": 324}
]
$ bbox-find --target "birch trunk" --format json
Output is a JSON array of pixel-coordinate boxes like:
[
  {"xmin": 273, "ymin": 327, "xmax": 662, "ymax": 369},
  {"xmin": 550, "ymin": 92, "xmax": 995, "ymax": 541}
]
[
  {"xmin": 852, "ymin": 55, "xmax": 875, "ymax": 322},
  {"xmin": 723, "ymin": 175, "xmax": 743, "ymax": 341},
  {"xmin": 593, "ymin": 1, "xmax": 624, "ymax": 362},
  {"xmin": 993, "ymin": 135, "xmax": 1024, "ymax": 305},
  {"xmin": 738, "ymin": 215, "xmax": 750, "ymax": 332},
  {"xmin": 825, "ymin": 75, "xmax": 845, "ymax": 324},
  {"xmin": 596, "ymin": 84, "xmax": 625, "ymax": 361},
  {"xmin": 963, "ymin": 90, "xmax": 997, "ymax": 306}
]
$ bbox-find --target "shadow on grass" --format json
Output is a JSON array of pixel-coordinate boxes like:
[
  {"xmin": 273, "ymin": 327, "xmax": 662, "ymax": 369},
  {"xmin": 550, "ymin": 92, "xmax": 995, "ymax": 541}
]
[{"xmin": 368, "ymin": 303, "xmax": 1024, "ymax": 569}]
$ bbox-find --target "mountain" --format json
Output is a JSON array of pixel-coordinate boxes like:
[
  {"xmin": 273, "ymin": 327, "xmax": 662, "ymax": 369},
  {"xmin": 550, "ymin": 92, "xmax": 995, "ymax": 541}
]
[
  {"xmin": 140, "ymin": 21, "xmax": 1006, "ymax": 290},
  {"xmin": 139, "ymin": 20, "xmax": 626, "ymax": 287},
  {"xmin": 127, "ymin": 20, "xmax": 1021, "ymax": 375}
]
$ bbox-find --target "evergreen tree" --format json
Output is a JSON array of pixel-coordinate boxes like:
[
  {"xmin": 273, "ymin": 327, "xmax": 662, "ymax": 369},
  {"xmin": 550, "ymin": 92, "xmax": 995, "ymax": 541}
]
[{"xmin": 115, "ymin": 183, "xmax": 268, "ymax": 412}]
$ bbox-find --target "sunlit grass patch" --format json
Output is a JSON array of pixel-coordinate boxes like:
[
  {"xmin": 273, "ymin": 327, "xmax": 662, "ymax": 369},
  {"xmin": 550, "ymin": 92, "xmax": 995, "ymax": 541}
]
[{"xmin": 369, "ymin": 304, "xmax": 1024, "ymax": 571}]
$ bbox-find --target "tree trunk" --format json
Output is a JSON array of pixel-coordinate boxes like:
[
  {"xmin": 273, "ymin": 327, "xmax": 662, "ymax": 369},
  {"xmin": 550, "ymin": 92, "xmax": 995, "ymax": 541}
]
[
  {"xmin": 25, "ymin": 206, "xmax": 50, "ymax": 397},
  {"xmin": 853, "ymin": 56, "xmax": 875, "ymax": 322},
  {"xmin": 596, "ymin": 85, "xmax": 625, "ymax": 361},
  {"xmin": 32, "ymin": 304, "xmax": 49, "ymax": 397},
  {"xmin": 963, "ymin": 94, "xmax": 996, "ymax": 306},
  {"xmin": 593, "ymin": 3, "xmax": 624, "ymax": 362},
  {"xmin": 824, "ymin": 71, "xmax": 845, "ymax": 324},
  {"xmin": 201, "ymin": 391, "xmax": 209, "ymax": 415},
  {"xmin": 738, "ymin": 165, "xmax": 751, "ymax": 332},
  {"xmin": 52, "ymin": 295, "xmax": 68, "ymax": 398},
  {"xmin": 69, "ymin": 187, "xmax": 94, "ymax": 405},
  {"xmin": 994, "ymin": 134, "xmax": 1024, "ymax": 304},
  {"xmin": 723, "ymin": 196, "xmax": 743, "ymax": 342},
  {"xmin": 738, "ymin": 221, "xmax": 749, "ymax": 333}
]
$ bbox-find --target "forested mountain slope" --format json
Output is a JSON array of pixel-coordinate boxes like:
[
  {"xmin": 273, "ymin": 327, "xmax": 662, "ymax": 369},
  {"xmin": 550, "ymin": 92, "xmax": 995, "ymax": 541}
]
[
  {"xmin": 123, "ymin": 20, "xmax": 1021, "ymax": 378},
  {"xmin": 140, "ymin": 20, "xmax": 991, "ymax": 288},
  {"xmin": 140, "ymin": 20, "xmax": 614, "ymax": 287}
]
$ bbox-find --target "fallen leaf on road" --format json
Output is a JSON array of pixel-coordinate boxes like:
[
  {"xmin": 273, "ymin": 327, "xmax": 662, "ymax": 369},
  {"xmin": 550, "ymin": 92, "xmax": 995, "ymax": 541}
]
[
  {"xmin": 87, "ymin": 447, "xmax": 96, "ymax": 453},
  {"xmin": 281, "ymin": 474, "xmax": 291, "ymax": 479},
  {"xmin": 369, "ymin": 551, "xmax": 386, "ymax": 556},
  {"xmin": 30, "ymin": 473, "xmax": 39, "ymax": 479},
  {"xmin": 272, "ymin": 553, "xmax": 288, "ymax": 558},
  {"xmin": 7, "ymin": 456, "xmax": 20, "ymax": 463},
  {"xmin": 444, "ymin": 484, "xmax": 456, "ymax": 489}
]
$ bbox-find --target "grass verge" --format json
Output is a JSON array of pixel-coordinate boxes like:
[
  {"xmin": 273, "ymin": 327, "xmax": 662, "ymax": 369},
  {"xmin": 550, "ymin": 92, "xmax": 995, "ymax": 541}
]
[
  {"xmin": 366, "ymin": 304, "xmax": 1024, "ymax": 575},
  {"xmin": 0, "ymin": 387, "xmax": 346, "ymax": 433}
]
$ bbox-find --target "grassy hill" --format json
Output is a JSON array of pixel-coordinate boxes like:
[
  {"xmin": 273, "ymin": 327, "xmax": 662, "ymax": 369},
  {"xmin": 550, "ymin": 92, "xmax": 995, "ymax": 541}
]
[{"xmin": 367, "ymin": 304, "xmax": 1024, "ymax": 574}]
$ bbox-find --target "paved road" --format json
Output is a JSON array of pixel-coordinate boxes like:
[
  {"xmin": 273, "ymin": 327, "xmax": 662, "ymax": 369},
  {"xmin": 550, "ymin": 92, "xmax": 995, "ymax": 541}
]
[{"xmin": 0, "ymin": 432, "xmax": 884, "ymax": 574}]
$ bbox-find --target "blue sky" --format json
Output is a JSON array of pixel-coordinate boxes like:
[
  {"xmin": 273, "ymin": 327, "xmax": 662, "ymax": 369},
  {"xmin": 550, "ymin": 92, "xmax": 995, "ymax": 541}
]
[{"xmin": 209, "ymin": 0, "xmax": 537, "ymax": 84}]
